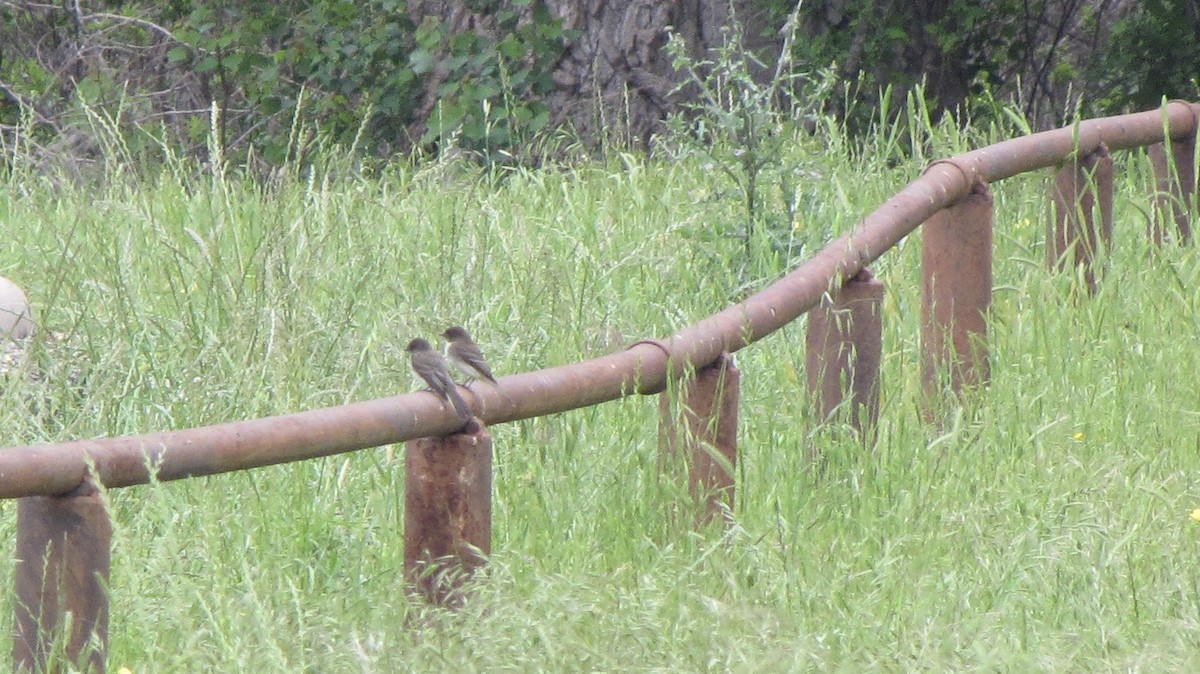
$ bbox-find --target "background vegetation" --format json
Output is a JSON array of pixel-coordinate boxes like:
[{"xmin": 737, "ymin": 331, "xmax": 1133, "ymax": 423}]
[
  {"xmin": 782, "ymin": 0, "xmax": 1200, "ymax": 131},
  {"xmin": 3, "ymin": 0, "xmax": 1199, "ymax": 669},
  {"xmin": 3, "ymin": 97, "xmax": 1200, "ymax": 669},
  {"xmin": 2, "ymin": 0, "xmax": 1198, "ymax": 172}
]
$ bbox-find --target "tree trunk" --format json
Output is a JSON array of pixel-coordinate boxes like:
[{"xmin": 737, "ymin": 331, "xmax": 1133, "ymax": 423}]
[{"xmin": 408, "ymin": 0, "xmax": 777, "ymax": 151}]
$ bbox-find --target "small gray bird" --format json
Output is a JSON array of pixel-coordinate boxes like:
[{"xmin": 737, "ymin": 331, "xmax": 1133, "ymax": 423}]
[
  {"xmin": 442, "ymin": 326, "xmax": 498, "ymax": 385},
  {"xmin": 406, "ymin": 337, "xmax": 472, "ymax": 420}
]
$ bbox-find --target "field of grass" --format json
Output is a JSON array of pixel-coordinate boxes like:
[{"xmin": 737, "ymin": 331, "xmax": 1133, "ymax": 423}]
[{"xmin": 3, "ymin": 112, "xmax": 1200, "ymax": 671}]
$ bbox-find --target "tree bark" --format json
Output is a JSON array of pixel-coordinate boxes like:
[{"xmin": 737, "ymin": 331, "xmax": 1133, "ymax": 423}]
[{"xmin": 408, "ymin": 0, "xmax": 775, "ymax": 150}]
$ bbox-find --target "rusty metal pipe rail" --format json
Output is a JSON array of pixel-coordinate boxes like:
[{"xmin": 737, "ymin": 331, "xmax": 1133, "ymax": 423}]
[{"xmin": 1, "ymin": 102, "xmax": 1197, "ymax": 499}]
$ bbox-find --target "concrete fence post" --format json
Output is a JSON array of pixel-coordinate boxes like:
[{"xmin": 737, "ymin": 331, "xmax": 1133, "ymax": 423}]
[
  {"xmin": 1148, "ymin": 133, "xmax": 1197, "ymax": 245},
  {"xmin": 404, "ymin": 422, "xmax": 492, "ymax": 607},
  {"xmin": 659, "ymin": 353, "xmax": 739, "ymax": 526},
  {"xmin": 805, "ymin": 268, "xmax": 884, "ymax": 447},
  {"xmin": 1047, "ymin": 144, "xmax": 1114, "ymax": 294},
  {"xmin": 13, "ymin": 478, "xmax": 110, "ymax": 674},
  {"xmin": 921, "ymin": 178, "xmax": 994, "ymax": 409}
]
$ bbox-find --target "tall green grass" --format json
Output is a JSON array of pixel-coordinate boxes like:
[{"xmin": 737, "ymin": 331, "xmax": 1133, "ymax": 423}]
[{"xmin": 3, "ymin": 107, "xmax": 1200, "ymax": 671}]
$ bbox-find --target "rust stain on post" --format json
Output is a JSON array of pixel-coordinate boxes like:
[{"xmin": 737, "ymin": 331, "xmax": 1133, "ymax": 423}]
[
  {"xmin": 403, "ymin": 423, "xmax": 492, "ymax": 607},
  {"xmin": 805, "ymin": 268, "xmax": 884, "ymax": 443},
  {"xmin": 922, "ymin": 179, "xmax": 994, "ymax": 407},
  {"xmin": 659, "ymin": 353, "xmax": 739, "ymax": 526},
  {"xmin": 1149, "ymin": 135, "xmax": 1197, "ymax": 245},
  {"xmin": 1047, "ymin": 144, "xmax": 1114, "ymax": 294},
  {"xmin": 13, "ymin": 479, "xmax": 110, "ymax": 673}
]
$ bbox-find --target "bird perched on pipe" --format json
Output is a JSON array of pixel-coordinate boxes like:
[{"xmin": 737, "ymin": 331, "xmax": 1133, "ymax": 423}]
[
  {"xmin": 405, "ymin": 337, "xmax": 472, "ymax": 421},
  {"xmin": 442, "ymin": 326, "xmax": 498, "ymax": 385}
]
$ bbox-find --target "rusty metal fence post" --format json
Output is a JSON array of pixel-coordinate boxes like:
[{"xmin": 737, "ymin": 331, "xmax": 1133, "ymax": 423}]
[
  {"xmin": 404, "ymin": 423, "xmax": 492, "ymax": 607},
  {"xmin": 921, "ymin": 178, "xmax": 994, "ymax": 408},
  {"xmin": 1048, "ymin": 144, "xmax": 1114, "ymax": 294},
  {"xmin": 13, "ymin": 478, "xmax": 110, "ymax": 674},
  {"xmin": 805, "ymin": 269, "xmax": 884, "ymax": 449},
  {"xmin": 659, "ymin": 353, "xmax": 739, "ymax": 526},
  {"xmin": 1149, "ymin": 133, "xmax": 1197, "ymax": 245}
]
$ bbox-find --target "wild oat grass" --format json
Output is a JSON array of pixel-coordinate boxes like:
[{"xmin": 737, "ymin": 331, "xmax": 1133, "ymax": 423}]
[{"xmin": 2, "ymin": 109, "xmax": 1200, "ymax": 671}]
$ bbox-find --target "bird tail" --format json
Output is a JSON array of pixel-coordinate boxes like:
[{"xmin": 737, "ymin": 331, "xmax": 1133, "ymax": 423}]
[{"xmin": 446, "ymin": 386, "xmax": 473, "ymax": 421}]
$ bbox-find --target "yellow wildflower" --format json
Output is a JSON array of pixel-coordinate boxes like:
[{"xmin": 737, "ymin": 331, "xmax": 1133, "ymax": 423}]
[
  {"xmin": 1190, "ymin": 509, "xmax": 1200, "ymax": 523},
  {"xmin": 1072, "ymin": 432, "xmax": 1084, "ymax": 442}
]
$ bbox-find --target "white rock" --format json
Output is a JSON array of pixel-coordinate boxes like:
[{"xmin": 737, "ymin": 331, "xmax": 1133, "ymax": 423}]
[{"xmin": 0, "ymin": 276, "xmax": 35, "ymax": 340}]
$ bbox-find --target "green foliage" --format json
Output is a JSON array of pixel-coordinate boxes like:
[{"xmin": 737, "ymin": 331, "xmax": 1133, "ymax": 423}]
[
  {"xmin": 1086, "ymin": 0, "xmax": 1200, "ymax": 112},
  {"xmin": 664, "ymin": 1, "xmax": 833, "ymax": 279},
  {"xmin": 164, "ymin": 0, "xmax": 421, "ymax": 161},
  {"xmin": 775, "ymin": 0, "xmax": 1030, "ymax": 130},
  {"xmin": 411, "ymin": 2, "xmax": 565, "ymax": 160},
  {"xmin": 0, "ymin": 0, "xmax": 565, "ymax": 167},
  {"xmin": 765, "ymin": 0, "xmax": 1200, "ymax": 128}
]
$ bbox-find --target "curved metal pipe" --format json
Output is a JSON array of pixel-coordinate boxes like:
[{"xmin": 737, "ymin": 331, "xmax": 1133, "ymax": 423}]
[{"xmin": 0, "ymin": 102, "xmax": 1196, "ymax": 498}]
